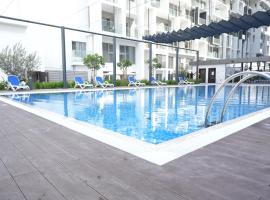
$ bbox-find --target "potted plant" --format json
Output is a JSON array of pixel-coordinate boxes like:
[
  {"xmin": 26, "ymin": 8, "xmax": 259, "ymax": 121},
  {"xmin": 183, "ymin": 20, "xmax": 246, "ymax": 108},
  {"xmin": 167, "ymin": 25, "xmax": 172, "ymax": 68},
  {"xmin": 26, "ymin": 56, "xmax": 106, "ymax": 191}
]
[
  {"xmin": 83, "ymin": 53, "xmax": 105, "ymax": 81},
  {"xmin": 117, "ymin": 59, "xmax": 132, "ymax": 80}
]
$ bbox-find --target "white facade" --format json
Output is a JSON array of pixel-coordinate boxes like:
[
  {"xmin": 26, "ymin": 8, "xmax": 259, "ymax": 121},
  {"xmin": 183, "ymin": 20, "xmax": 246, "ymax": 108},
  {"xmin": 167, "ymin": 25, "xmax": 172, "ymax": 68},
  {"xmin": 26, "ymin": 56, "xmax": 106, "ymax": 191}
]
[{"xmin": 0, "ymin": 0, "xmax": 270, "ymax": 82}]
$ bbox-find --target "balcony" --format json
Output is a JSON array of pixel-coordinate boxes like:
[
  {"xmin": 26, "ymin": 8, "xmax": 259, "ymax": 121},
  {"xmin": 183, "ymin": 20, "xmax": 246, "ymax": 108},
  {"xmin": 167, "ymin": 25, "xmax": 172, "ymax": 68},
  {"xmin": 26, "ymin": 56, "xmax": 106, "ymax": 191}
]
[
  {"xmin": 156, "ymin": 23, "xmax": 171, "ymax": 33},
  {"xmin": 102, "ymin": 19, "xmax": 122, "ymax": 34},
  {"xmin": 208, "ymin": 45, "xmax": 219, "ymax": 58},
  {"xmin": 193, "ymin": 0, "xmax": 206, "ymax": 10},
  {"xmin": 126, "ymin": 26, "xmax": 138, "ymax": 38},
  {"xmin": 169, "ymin": 8, "xmax": 179, "ymax": 17},
  {"xmin": 213, "ymin": 37, "xmax": 220, "ymax": 45},
  {"xmin": 199, "ymin": 18, "xmax": 206, "ymax": 25},
  {"xmin": 150, "ymin": 0, "xmax": 160, "ymax": 8}
]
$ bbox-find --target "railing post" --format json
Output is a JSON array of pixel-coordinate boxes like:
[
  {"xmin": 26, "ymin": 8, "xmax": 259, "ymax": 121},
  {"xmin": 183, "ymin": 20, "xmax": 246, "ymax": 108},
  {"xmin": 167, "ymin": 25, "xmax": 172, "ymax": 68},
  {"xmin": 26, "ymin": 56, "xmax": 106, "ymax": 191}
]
[
  {"xmin": 176, "ymin": 47, "xmax": 179, "ymax": 83},
  {"xmin": 205, "ymin": 71, "xmax": 270, "ymax": 127},
  {"xmin": 61, "ymin": 26, "xmax": 67, "ymax": 88},
  {"xmin": 149, "ymin": 43, "xmax": 152, "ymax": 83},
  {"xmin": 113, "ymin": 37, "xmax": 117, "ymax": 86}
]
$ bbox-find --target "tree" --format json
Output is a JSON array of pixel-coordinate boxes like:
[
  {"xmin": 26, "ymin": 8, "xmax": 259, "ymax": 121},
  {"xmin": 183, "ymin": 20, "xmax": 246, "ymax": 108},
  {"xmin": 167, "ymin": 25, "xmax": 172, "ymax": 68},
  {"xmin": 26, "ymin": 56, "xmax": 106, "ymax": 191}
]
[
  {"xmin": 146, "ymin": 57, "xmax": 162, "ymax": 75},
  {"xmin": 152, "ymin": 57, "xmax": 162, "ymax": 71},
  {"xmin": 0, "ymin": 43, "xmax": 40, "ymax": 80},
  {"xmin": 117, "ymin": 59, "xmax": 132, "ymax": 79},
  {"xmin": 179, "ymin": 67, "xmax": 188, "ymax": 77},
  {"xmin": 83, "ymin": 53, "xmax": 105, "ymax": 81}
]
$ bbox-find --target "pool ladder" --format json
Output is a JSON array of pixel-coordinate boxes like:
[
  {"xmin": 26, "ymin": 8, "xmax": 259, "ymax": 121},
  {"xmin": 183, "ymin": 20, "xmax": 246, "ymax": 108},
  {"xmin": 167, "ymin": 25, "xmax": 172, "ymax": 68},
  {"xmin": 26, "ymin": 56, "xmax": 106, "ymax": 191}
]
[{"xmin": 204, "ymin": 71, "xmax": 270, "ymax": 127}]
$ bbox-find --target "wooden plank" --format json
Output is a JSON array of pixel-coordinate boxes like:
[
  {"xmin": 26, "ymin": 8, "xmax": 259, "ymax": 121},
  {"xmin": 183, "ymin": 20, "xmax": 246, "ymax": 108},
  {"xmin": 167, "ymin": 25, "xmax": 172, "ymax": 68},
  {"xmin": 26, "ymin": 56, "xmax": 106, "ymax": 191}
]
[
  {"xmin": 0, "ymin": 160, "xmax": 26, "ymax": 200},
  {"xmin": 14, "ymin": 171, "xmax": 67, "ymax": 200},
  {"xmin": 1, "ymin": 100, "xmax": 270, "ymax": 200}
]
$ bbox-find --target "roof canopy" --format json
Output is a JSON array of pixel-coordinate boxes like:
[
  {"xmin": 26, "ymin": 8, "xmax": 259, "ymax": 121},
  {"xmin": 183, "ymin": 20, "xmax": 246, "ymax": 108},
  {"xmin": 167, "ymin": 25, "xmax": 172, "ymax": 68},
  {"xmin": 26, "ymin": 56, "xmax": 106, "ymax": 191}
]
[{"xmin": 143, "ymin": 10, "xmax": 270, "ymax": 43}]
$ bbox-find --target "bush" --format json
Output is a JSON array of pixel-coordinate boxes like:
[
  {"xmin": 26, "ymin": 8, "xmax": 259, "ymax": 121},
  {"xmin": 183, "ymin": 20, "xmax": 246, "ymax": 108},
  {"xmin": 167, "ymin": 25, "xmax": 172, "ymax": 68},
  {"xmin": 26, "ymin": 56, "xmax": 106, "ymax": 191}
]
[
  {"xmin": 116, "ymin": 79, "xmax": 129, "ymax": 86},
  {"xmin": 193, "ymin": 78, "xmax": 203, "ymax": 84},
  {"xmin": 0, "ymin": 81, "xmax": 7, "ymax": 90},
  {"xmin": 166, "ymin": 80, "xmax": 177, "ymax": 85},
  {"xmin": 34, "ymin": 81, "xmax": 74, "ymax": 89},
  {"xmin": 140, "ymin": 79, "xmax": 149, "ymax": 85}
]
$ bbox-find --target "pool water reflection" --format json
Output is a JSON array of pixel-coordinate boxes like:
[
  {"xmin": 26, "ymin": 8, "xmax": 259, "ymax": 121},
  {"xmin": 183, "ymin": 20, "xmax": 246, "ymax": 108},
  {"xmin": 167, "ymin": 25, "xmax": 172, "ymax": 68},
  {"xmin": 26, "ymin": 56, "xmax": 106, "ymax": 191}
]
[{"xmin": 5, "ymin": 85, "xmax": 270, "ymax": 144}]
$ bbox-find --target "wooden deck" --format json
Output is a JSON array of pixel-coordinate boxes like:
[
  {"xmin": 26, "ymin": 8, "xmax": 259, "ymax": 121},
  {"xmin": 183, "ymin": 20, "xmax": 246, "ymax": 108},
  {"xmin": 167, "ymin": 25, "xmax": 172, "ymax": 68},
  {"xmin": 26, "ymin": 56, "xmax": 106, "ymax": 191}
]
[{"xmin": 0, "ymin": 100, "xmax": 270, "ymax": 200}]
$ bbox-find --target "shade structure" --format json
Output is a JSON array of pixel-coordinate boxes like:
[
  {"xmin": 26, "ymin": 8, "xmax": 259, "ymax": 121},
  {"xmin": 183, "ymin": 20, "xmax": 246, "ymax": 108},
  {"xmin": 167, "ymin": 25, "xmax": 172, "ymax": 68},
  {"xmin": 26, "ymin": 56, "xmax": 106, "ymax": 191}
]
[{"xmin": 143, "ymin": 10, "xmax": 270, "ymax": 43}]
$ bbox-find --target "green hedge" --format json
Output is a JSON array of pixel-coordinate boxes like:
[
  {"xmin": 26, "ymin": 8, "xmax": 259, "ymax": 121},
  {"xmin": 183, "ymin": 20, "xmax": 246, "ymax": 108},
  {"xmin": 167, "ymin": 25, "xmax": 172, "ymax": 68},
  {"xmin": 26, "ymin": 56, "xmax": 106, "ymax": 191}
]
[
  {"xmin": 107, "ymin": 79, "xmax": 129, "ymax": 87},
  {"xmin": 107, "ymin": 79, "xmax": 150, "ymax": 86},
  {"xmin": 140, "ymin": 79, "xmax": 150, "ymax": 85},
  {"xmin": 166, "ymin": 80, "xmax": 177, "ymax": 85},
  {"xmin": 34, "ymin": 81, "xmax": 75, "ymax": 89},
  {"xmin": 193, "ymin": 78, "xmax": 203, "ymax": 84}
]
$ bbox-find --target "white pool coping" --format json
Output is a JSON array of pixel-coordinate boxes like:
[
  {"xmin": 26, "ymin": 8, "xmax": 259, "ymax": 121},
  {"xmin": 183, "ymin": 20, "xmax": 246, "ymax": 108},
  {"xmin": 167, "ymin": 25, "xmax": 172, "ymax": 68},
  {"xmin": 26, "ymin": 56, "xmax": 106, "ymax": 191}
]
[{"xmin": 1, "ymin": 85, "xmax": 270, "ymax": 165}]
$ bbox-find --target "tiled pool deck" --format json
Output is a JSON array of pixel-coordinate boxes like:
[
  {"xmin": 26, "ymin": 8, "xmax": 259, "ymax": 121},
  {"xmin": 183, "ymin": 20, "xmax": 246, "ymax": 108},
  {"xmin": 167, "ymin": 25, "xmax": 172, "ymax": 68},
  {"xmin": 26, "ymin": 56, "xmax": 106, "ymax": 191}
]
[{"xmin": 0, "ymin": 98, "xmax": 270, "ymax": 200}]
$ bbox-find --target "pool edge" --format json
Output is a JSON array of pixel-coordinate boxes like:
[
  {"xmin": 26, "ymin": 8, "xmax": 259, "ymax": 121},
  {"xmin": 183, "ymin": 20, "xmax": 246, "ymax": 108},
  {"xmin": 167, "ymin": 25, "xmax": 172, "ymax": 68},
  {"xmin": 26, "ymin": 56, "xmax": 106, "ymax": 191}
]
[{"xmin": 0, "ymin": 90, "xmax": 270, "ymax": 166}]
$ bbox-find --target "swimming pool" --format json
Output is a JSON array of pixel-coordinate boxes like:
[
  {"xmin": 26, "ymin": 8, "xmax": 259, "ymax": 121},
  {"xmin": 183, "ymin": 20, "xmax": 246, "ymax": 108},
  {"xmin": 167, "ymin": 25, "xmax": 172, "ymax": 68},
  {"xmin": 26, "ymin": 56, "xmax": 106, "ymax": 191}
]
[{"xmin": 3, "ymin": 85, "xmax": 270, "ymax": 144}]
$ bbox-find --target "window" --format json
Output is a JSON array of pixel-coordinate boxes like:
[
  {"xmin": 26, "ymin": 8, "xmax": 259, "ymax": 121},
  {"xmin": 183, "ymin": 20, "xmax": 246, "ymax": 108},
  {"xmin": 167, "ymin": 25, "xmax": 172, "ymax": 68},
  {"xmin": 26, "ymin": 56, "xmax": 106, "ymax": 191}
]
[
  {"xmin": 72, "ymin": 41, "xmax": 86, "ymax": 58},
  {"xmin": 119, "ymin": 45, "xmax": 135, "ymax": 64},
  {"xmin": 169, "ymin": 3, "xmax": 179, "ymax": 16},
  {"xmin": 168, "ymin": 56, "xmax": 174, "ymax": 69},
  {"xmin": 103, "ymin": 43, "xmax": 113, "ymax": 62},
  {"xmin": 156, "ymin": 54, "xmax": 166, "ymax": 68}
]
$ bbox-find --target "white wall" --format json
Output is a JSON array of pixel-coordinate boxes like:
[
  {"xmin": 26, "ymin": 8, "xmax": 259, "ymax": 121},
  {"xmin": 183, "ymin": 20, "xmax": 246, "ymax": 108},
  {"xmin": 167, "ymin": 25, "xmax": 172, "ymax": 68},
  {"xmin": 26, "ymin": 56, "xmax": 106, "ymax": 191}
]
[
  {"xmin": 193, "ymin": 65, "xmax": 226, "ymax": 84},
  {"xmin": 0, "ymin": 0, "xmax": 90, "ymax": 73}
]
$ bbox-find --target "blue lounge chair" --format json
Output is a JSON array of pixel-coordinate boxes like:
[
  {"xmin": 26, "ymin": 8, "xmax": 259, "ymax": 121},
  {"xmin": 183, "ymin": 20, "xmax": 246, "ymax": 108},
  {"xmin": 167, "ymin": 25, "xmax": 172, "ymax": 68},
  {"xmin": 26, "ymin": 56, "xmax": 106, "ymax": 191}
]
[
  {"xmin": 7, "ymin": 75, "xmax": 30, "ymax": 91},
  {"xmin": 151, "ymin": 77, "xmax": 167, "ymax": 86},
  {"xmin": 178, "ymin": 75, "xmax": 194, "ymax": 85},
  {"xmin": 128, "ymin": 76, "xmax": 145, "ymax": 87},
  {"xmin": 95, "ymin": 76, "xmax": 114, "ymax": 88},
  {"xmin": 74, "ymin": 76, "xmax": 93, "ymax": 89}
]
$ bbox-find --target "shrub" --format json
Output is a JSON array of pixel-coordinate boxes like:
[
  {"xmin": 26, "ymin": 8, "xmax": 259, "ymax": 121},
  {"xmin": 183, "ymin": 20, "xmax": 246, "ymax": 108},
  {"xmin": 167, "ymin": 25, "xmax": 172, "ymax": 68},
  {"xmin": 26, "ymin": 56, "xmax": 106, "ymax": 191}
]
[
  {"xmin": 193, "ymin": 78, "xmax": 203, "ymax": 84},
  {"xmin": 0, "ymin": 43, "xmax": 40, "ymax": 80},
  {"xmin": 116, "ymin": 79, "xmax": 129, "ymax": 86},
  {"xmin": 0, "ymin": 81, "xmax": 7, "ymax": 90},
  {"xmin": 140, "ymin": 79, "xmax": 149, "ymax": 85},
  {"xmin": 33, "ymin": 81, "xmax": 74, "ymax": 89},
  {"xmin": 106, "ymin": 79, "xmax": 128, "ymax": 87},
  {"xmin": 166, "ymin": 80, "xmax": 177, "ymax": 85}
]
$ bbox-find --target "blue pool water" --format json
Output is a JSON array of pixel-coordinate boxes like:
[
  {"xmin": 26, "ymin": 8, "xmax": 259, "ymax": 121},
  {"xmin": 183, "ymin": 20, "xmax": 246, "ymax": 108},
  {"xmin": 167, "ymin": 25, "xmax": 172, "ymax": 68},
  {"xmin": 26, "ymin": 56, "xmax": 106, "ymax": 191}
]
[{"xmin": 4, "ymin": 85, "xmax": 270, "ymax": 144}]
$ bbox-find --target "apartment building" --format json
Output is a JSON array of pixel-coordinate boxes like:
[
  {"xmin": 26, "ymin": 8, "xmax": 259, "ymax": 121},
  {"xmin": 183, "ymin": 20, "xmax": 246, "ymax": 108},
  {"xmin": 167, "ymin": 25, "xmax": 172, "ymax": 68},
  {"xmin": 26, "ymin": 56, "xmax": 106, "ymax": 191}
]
[{"xmin": 0, "ymin": 0, "xmax": 269, "ymax": 82}]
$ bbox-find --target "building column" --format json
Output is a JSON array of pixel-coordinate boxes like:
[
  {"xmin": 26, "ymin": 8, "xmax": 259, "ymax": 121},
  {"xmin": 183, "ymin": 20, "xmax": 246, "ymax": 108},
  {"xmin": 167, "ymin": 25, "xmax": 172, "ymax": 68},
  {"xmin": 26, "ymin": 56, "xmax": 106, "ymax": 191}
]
[
  {"xmin": 113, "ymin": 37, "xmax": 117, "ymax": 86},
  {"xmin": 175, "ymin": 48, "xmax": 179, "ymax": 83},
  {"xmin": 61, "ymin": 26, "xmax": 67, "ymax": 88},
  {"xmin": 149, "ymin": 43, "xmax": 152, "ymax": 82},
  {"xmin": 196, "ymin": 51, "xmax": 199, "ymax": 79}
]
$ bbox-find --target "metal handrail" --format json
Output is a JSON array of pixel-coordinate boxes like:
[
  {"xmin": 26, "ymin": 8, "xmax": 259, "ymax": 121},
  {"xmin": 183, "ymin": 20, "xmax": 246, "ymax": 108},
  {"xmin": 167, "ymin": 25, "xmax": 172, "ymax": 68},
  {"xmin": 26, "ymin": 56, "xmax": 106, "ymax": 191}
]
[
  {"xmin": 204, "ymin": 71, "xmax": 270, "ymax": 127},
  {"xmin": 220, "ymin": 72, "xmax": 270, "ymax": 122}
]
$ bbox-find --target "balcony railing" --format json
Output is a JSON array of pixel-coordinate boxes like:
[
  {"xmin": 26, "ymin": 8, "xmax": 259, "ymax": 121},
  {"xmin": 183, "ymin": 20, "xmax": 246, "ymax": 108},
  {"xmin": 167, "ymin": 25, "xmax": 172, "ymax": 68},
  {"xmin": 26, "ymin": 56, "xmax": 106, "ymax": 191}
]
[
  {"xmin": 213, "ymin": 37, "xmax": 220, "ymax": 45},
  {"xmin": 208, "ymin": 46, "xmax": 219, "ymax": 58},
  {"xmin": 102, "ymin": 19, "xmax": 122, "ymax": 34},
  {"xmin": 151, "ymin": 0, "xmax": 160, "ymax": 8},
  {"xmin": 126, "ymin": 26, "xmax": 138, "ymax": 38},
  {"xmin": 199, "ymin": 18, "xmax": 206, "ymax": 25},
  {"xmin": 156, "ymin": 23, "xmax": 171, "ymax": 32}
]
